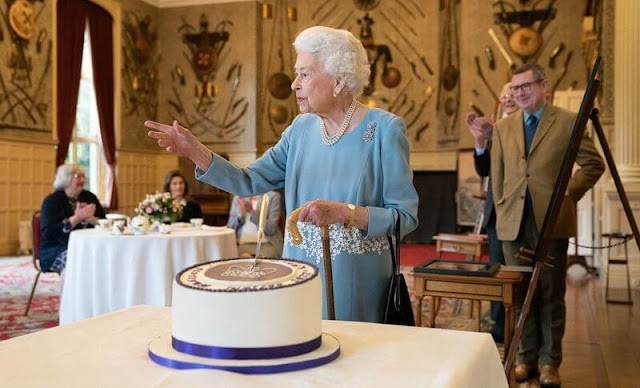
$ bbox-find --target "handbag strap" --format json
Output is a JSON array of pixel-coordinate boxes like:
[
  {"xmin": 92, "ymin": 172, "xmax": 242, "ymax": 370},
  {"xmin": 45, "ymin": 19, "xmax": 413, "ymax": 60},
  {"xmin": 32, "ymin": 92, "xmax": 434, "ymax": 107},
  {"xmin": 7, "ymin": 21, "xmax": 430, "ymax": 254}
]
[{"xmin": 388, "ymin": 210, "xmax": 401, "ymax": 276}]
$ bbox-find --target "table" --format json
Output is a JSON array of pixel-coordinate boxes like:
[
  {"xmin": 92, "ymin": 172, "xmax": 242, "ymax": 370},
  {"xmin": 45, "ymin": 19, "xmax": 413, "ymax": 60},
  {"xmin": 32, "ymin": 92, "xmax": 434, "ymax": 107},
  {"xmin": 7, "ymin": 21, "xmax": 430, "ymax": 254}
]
[
  {"xmin": 432, "ymin": 233, "xmax": 489, "ymax": 261},
  {"xmin": 59, "ymin": 227, "xmax": 238, "ymax": 325},
  {"xmin": 413, "ymin": 269, "xmax": 523, "ymax": 356},
  {"xmin": 0, "ymin": 305, "xmax": 507, "ymax": 387}
]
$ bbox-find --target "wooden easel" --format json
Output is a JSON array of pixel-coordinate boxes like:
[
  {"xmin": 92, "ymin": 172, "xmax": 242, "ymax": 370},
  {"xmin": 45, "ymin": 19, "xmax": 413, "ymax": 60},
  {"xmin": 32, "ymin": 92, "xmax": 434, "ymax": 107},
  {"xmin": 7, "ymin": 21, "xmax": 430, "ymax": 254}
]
[{"xmin": 504, "ymin": 56, "xmax": 640, "ymax": 377}]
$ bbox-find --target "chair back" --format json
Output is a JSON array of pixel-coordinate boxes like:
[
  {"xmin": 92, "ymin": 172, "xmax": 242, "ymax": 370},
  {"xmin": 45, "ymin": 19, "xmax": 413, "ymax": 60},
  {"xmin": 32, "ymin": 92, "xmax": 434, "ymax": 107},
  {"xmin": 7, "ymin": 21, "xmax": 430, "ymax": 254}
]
[{"xmin": 32, "ymin": 211, "xmax": 42, "ymax": 272}]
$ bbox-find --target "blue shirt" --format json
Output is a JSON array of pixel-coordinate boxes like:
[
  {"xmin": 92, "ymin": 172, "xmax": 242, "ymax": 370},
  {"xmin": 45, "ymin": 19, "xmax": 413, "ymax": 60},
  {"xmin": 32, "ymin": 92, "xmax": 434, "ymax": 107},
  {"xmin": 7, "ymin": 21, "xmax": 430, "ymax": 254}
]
[{"xmin": 523, "ymin": 105, "xmax": 545, "ymax": 127}]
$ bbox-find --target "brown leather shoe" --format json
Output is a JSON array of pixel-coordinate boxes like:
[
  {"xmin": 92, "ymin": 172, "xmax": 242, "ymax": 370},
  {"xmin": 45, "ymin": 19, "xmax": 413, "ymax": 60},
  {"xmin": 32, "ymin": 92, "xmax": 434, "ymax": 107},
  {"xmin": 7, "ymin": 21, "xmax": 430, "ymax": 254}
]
[
  {"xmin": 539, "ymin": 364, "xmax": 561, "ymax": 387},
  {"xmin": 514, "ymin": 363, "xmax": 537, "ymax": 382}
]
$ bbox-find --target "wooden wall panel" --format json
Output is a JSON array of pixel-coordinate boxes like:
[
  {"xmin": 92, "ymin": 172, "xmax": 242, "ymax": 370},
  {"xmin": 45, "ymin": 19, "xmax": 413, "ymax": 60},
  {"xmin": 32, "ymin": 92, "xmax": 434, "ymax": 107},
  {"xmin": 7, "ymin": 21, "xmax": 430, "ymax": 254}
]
[
  {"xmin": 0, "ymin": 143, "xmax": 177, "ymax": 256},
  {"xmin": 116, "ymin": 150, "xmax": 178, "ymax": 216},
  {"xmin": 0, "ymin": 141, "xmax": 55, "ymax": 256}
]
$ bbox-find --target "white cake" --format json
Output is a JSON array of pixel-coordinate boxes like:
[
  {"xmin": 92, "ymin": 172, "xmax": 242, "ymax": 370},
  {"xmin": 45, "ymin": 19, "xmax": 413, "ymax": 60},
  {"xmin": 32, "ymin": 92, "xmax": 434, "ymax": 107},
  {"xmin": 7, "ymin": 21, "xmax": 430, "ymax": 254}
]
[
  {"xmin": 149, "ymin": 257, "xmax": 340, "ymax": 372},
  {"xmin": 171, "ymin": 257, "xmax": 322, "ymax": 358}
]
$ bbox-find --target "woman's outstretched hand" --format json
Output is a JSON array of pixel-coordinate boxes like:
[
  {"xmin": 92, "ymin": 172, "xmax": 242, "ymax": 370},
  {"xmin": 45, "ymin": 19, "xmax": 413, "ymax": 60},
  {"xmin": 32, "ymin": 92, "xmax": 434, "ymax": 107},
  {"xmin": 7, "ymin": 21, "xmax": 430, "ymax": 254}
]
[
  {"xmin": 144, "ymin": 120, "xmax": 213, "ymax": 171},
  {"xmin": 145, "ymin": 120, "xmax": 194, "ymax": 156}
]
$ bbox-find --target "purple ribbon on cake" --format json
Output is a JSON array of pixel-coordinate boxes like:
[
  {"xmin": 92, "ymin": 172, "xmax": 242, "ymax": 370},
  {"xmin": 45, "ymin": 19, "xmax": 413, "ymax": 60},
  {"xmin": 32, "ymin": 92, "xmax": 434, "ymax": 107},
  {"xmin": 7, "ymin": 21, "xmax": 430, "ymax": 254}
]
[
  {"xmin": 172, "ymin": 335, "xmax": 322, "ymax": 360},
  {"xmin": 148, "ymin": 348, "xmax": 341, "ymax": 374}
]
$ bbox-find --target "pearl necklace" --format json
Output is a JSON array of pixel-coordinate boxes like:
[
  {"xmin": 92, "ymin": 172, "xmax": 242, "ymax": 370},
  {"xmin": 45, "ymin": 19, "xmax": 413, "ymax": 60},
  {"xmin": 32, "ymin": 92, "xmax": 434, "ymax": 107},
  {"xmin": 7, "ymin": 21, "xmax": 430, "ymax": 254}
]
[{"xmin": 320, "ymin": 100, "xmax": 358, "ymax": 146}]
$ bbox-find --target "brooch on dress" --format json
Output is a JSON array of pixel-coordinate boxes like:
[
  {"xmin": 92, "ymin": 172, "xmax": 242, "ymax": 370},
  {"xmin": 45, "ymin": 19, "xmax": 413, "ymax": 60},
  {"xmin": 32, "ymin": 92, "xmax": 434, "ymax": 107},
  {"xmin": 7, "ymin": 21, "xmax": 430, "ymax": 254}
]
[{"xmin": 362, "ymin": 122, "xmax": 376, "ymax": 142}]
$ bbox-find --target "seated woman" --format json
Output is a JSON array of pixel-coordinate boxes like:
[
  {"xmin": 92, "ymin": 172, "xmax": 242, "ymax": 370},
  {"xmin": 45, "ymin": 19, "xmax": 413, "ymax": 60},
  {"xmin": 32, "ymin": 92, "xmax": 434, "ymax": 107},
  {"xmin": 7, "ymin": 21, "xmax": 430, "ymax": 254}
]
[
  {"xmin": 227, "ymin": 191, "xmax": 283, "ymax": 258},
  {"xmin": 163, "ymin": 170, "xmax": 202, "ymax": 222},
  {"xmin": 40, "ymin": 164, "xmax": 106, "ymax": 273}
]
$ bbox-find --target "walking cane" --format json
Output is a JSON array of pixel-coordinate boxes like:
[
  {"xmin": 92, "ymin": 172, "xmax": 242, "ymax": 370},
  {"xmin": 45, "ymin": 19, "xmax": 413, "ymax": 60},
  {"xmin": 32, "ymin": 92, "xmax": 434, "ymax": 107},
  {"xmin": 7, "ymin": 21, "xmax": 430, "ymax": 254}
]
[{"xmin": 288, "ymin": 207, "xmax": 335, "ymax": 320}]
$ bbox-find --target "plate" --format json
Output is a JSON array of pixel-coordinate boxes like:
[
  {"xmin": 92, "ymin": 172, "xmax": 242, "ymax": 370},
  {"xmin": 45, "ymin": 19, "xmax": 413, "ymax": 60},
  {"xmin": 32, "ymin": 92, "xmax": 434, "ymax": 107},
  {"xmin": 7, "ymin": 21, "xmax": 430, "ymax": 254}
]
[{"xmin": 106, "ymin": 213, "xmax": 127, "ymax": 220}]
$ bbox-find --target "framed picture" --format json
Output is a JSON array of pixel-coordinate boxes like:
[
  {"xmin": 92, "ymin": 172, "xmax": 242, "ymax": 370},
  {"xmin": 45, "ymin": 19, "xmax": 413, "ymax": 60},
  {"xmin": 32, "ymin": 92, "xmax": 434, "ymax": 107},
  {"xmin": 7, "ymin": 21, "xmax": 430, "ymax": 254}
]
[
  {"xmin": 456, "ymin": 149, "xmax": 484, "ymax": 226},
  {"xmin": 414, "ymin": 260, "xmax": 499, "ymax": 277}
]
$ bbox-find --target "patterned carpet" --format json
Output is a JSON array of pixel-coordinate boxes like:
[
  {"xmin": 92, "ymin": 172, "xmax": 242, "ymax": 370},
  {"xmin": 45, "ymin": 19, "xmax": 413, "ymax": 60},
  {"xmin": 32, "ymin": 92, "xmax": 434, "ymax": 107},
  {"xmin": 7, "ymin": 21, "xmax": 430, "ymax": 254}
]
[
  {"xmin": 0, "ymin": 258, "xmax": 60, "ymax": 341},
  {"xmin": 0, "ymin": 257, "xmax": 493, "ymax": 342}
]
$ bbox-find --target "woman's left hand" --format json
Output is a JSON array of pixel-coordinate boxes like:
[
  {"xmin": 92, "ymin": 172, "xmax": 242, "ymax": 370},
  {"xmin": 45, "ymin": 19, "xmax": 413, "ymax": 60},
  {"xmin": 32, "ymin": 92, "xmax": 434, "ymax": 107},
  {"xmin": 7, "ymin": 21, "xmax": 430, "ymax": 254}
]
[{"xmin": 297, "ymin": 199, "xmax": 348, "ymax": 227}]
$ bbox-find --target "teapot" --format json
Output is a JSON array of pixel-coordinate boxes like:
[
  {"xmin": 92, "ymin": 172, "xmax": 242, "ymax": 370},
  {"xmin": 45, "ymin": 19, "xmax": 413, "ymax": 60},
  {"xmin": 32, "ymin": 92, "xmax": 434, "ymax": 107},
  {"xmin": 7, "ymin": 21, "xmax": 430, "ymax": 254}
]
[{"xmin": 130, "ymin": 216, "xmax": 150, "ymax": 235}]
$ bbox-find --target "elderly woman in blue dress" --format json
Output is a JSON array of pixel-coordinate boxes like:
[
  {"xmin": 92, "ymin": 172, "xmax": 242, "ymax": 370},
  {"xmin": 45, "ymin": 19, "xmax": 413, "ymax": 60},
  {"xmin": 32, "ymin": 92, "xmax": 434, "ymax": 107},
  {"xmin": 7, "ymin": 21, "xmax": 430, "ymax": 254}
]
[{"xmin": 145, "ymin": 26, "xmax": 419, "ymax": 322}]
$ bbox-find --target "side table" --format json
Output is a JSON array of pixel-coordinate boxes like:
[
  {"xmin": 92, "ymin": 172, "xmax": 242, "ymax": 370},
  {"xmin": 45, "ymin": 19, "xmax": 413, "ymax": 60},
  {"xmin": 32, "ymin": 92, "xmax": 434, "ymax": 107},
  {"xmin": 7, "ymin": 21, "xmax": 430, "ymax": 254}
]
[{"xmin": 413, "ymin": 269, "xmax": 523, "ymax": 358}]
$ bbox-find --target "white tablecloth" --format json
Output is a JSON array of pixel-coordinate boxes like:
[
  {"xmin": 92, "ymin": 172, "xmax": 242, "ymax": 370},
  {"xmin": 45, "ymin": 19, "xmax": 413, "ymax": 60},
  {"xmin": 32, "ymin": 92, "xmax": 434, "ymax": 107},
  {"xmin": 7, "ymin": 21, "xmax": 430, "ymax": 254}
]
[
  {"xmin": 59, "ymin": 227, "xmax": 238, "ymax": 325},
  {"xmin": 0, "ymin": 306, "xmax": 507, "ymax": 387}
]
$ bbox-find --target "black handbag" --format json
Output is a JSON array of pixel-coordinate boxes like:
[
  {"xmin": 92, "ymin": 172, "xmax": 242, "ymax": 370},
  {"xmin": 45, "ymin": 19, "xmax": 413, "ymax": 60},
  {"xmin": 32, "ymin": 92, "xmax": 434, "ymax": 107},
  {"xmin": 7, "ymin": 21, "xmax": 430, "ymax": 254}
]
[{"xmin": 383, "ymin": 213, "xmax": 415, "ymax": 326}]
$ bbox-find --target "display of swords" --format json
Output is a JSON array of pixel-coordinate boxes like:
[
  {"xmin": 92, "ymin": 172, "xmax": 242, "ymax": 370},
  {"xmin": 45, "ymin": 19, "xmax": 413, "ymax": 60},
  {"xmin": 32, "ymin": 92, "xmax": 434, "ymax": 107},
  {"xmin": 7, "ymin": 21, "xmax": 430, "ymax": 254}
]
[
  {"xmin": 314, "ymin": 1, "xmax": 439, "ymax": 143},
  {"xmin": 167, "ymin": 14, "xmax": 250, "ymax": 143},
  {"xmin": 0, "ymin": 0, "xmax": 51, "ymax": 131},
  {"xmin": 263, "ymin": 0, "xmax": 298, "ymax": 140},
  {"xmin": 468, "ymin": 0, "xmax": 576, "ymax": 123}
]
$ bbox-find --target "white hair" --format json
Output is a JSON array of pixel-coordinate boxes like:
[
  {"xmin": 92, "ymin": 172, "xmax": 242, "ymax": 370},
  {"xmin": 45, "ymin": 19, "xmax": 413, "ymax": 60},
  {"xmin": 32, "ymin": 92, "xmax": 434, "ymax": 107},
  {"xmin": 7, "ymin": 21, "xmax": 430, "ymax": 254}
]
[
  {"xmin": 53, "ymin": 164, "xmax": 84, "ymax": 190},
  {"xmin": 293, "ymin": 26, "xmax": 370, "ymax": 98}
]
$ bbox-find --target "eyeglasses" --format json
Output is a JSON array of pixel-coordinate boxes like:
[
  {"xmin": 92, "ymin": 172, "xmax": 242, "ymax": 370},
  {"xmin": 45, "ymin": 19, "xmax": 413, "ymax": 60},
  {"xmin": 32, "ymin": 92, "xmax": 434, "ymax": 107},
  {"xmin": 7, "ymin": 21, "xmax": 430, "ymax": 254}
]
[
  {"xmin": 73, "ymin": 173, "xmax": 85, "ymax": 179},
  {"xmin": 510, "ymin": 79, "xmax": 544, "ymax": 93},
  {"xmin": 499, "ymin": 92, "xmax": 513, "ymax": 100}
]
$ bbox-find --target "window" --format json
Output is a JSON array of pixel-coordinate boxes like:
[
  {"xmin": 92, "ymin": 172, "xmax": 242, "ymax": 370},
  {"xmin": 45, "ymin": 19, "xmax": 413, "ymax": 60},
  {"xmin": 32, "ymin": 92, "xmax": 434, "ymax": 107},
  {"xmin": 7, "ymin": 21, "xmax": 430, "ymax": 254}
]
[{"xmin": 66, "ymin": 26, "xmax": 107, "ymax": 200}]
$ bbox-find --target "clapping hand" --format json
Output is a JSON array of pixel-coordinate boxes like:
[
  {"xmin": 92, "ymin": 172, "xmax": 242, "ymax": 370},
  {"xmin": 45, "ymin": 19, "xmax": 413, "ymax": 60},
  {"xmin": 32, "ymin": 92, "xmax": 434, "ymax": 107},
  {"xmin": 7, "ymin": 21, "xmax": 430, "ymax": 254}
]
[
  {"xmin": 237, "ymin": 197, "xmax": 254, "ymax": 216},
  {"xmin": 74, "ymin": 202, "xmax": 97, "ymax": 225},
  {"xmin": 466, "ymin": 112, "xmax": 495, "ymax": 148}
]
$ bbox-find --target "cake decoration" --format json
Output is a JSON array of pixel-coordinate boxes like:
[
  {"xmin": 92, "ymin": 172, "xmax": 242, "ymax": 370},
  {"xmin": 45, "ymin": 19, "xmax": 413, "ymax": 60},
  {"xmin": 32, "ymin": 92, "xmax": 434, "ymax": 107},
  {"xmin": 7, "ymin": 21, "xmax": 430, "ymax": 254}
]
[
  {"xmin": 149, "ymin": 257, "xmax": 340, "ymax": 374},
  {"xmin": 179, "ymin": 257, "xmax": 316, "ymax": 291}
]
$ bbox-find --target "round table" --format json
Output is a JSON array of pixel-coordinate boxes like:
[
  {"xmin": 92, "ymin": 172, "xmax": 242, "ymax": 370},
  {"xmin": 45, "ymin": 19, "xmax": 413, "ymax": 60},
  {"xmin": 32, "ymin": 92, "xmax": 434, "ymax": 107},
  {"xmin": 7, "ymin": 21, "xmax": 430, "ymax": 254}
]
[{"xmin": 59, "ymin": 226, "xmax": 238, "ymax": 324}]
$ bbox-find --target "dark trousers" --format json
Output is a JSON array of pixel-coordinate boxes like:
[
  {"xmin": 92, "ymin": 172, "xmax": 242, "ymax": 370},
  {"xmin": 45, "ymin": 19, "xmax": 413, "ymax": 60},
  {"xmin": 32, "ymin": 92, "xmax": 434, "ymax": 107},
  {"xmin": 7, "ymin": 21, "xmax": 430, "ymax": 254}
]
[
  {"xmin": 486, "ymin": 220, "xmax": 505, "ymax": 339},
  {"xmin": 502, "ymin": 211, "xmax": 568, "ymax": 367}
]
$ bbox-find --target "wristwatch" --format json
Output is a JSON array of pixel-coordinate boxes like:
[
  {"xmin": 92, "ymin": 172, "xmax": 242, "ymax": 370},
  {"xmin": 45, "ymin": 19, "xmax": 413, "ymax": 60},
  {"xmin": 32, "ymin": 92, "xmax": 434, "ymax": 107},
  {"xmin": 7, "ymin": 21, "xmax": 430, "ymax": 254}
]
[{"xmin": 345, "ymin": 203, "xmax": 356, "ymax": 229}]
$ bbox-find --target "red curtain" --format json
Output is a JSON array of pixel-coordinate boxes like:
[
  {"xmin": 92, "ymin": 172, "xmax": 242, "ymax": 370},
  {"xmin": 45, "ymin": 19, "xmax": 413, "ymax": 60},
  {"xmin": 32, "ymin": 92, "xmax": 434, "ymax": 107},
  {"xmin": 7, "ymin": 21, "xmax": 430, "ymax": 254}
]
[
  {"xmin": 87, "ymin": 4, "xmax": 118, "ymax": 210},
  {"xmin": 56, "ymin": 0, "xmax": 118, "ymax": 209},
  {"xmin": 56, "ymin": 0, "xmax": 87, "ymax": 166}
]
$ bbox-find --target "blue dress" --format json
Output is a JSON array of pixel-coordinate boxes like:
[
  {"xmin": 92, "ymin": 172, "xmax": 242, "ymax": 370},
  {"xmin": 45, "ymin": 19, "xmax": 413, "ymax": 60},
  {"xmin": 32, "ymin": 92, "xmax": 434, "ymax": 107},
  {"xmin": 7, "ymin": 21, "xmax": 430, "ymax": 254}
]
[{"xmin": 197, "ymin": 107, "xmax": 419, "ymax": 322}]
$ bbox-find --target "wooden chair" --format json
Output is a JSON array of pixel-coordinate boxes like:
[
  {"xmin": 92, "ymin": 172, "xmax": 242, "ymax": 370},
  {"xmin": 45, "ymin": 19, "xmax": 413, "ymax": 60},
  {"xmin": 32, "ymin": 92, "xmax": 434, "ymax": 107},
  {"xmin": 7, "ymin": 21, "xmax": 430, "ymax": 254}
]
[{"xmin": 24, "ymin": 211, "xmax": 48, "ymax": 316}]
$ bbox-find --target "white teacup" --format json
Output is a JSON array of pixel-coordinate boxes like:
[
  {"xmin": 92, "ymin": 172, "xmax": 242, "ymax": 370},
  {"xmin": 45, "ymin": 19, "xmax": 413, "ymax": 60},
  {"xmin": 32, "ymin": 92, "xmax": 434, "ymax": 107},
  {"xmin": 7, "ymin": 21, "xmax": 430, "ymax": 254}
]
[
  {"xmin": 106, "ymin": 213, "xmax": 127, "ymax": 222},
  {"xmin": 112, "ymin": 219, "xmax": 126, "ymax": 235},
  {"xmin": 190, "ymin": 218, "xmax": 204, "ymax": 229},
  {"xmin": 98, "ymin": 219, "xmax": 112, "ymax": 230},
  {"xmin": 132, "ymin": 224, "xmax": 146, "ymax": 235},
  {"xmin": 159, "ymin": 223, "xmax": 172, "ymax": 234}
]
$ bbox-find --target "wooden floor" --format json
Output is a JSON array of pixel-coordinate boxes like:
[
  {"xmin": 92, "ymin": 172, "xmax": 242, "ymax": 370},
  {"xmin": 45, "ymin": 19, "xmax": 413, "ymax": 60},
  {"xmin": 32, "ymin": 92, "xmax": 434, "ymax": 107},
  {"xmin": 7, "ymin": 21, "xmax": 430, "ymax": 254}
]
[{"xmin": 514, "ymin": 268, "xmax": 639, "ymax": 387}]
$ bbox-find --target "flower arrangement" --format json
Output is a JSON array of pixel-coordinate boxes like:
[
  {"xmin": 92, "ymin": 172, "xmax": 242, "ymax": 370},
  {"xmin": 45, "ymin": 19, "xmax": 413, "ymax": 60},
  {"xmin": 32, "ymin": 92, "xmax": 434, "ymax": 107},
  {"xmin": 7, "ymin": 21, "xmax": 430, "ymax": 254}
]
[{"xmin": 134, "ymin": 191, "xmax": 185, "ymax": 223}]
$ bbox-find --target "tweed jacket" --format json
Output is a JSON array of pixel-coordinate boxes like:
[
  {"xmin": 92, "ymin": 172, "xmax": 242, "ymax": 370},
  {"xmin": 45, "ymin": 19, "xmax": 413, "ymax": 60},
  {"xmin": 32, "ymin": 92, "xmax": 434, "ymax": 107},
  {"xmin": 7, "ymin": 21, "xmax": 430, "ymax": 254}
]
[{"xmin": 491, "ymin": 104, "xmax": 604, "ymax": 241}]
